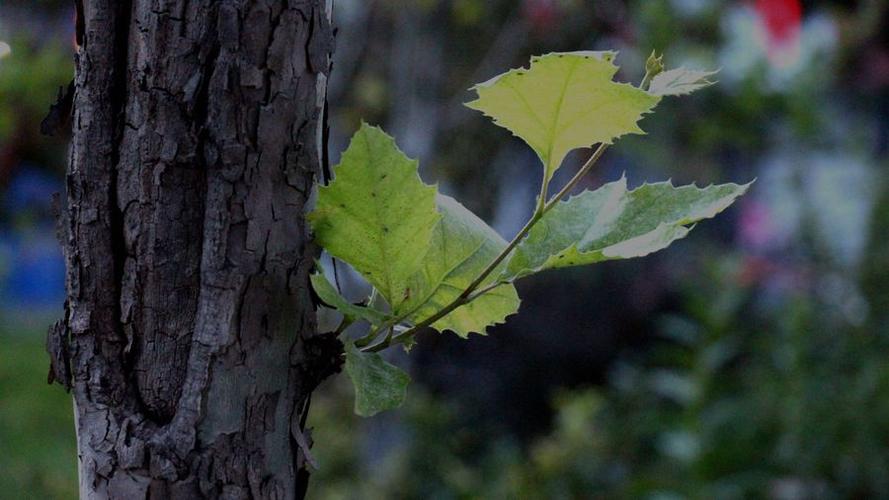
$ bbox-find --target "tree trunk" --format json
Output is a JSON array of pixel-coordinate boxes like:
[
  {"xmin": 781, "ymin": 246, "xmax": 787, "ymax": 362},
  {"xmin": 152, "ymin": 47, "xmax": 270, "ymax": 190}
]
[{"xmin": 47, "ymin": 1, "xmax": 339, "ymax": 498}]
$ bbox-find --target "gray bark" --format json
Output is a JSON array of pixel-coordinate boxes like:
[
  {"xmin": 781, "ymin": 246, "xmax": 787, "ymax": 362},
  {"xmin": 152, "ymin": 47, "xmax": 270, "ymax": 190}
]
[{"xmin": 48, "ymin": 1, "xmax": 339, "ymax": 498}]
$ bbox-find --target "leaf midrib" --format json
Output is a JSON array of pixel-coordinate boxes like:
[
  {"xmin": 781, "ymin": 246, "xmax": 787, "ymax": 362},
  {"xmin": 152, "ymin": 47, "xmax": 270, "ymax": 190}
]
[
  {"xmin": 544, "ymin": 57, "xmax": 581, "ymax": 178},
  {"xmin": 364, "ymin": 136, "xmax": 397, "ymax": 300}
]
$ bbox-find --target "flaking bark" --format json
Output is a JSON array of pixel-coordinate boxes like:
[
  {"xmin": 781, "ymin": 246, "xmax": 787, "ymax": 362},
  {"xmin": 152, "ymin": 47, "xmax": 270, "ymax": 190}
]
[{"xmin": 49, "ymin": 1, "xmax": 339, "ymax": 498}]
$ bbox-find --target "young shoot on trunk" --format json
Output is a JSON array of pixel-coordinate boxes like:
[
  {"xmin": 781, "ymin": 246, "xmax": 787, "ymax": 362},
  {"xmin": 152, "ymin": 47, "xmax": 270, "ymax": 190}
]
[{"xmin": 311, "ymin": 51, "xmax": 743, "ymax": 417}]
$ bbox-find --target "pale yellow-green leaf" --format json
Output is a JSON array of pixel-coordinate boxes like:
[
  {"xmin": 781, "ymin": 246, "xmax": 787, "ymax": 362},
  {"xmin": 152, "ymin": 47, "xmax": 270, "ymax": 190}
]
[
  {"xmin": 398, "ymin": 195, "xmax": 520, "ymax": 338},
  {"xmin": 308, "ymin": 123, "xmax": 440, "ymax": 310},
  {"xmin": 466, "ymin": 51, "xmax": 660, "ymax": 187},
  {"xmin": 503, "ymin": 177, "xmax": 751, "ymax": 279},
  {"xmin": 648, "ymin": 67, "xmax": 718, "ymax": 96}
]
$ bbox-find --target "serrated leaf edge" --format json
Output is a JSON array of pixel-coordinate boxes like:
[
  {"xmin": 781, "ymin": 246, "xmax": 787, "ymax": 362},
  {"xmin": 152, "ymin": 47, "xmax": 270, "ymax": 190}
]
[
  {"xmin": 464, "ymin": 51, "xmax": 660, "ymax": 175},
  {"xmin": 504, "ymin": 178, "xmax": 753, "ymax": 279}
]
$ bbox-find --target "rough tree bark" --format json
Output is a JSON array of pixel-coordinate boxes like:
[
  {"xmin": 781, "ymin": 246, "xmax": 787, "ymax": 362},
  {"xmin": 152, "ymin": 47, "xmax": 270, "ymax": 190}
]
[{"xmin": 46, "ymin": 1, "xmax": 340, "ymax": 498}]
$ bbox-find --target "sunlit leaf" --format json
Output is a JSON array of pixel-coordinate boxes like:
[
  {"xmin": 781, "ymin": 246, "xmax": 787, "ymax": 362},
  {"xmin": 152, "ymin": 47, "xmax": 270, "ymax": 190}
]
[
  {"xmin": 345, "ymin": 343, "xmax": 410, "ymax": 417},
  {"xmin": 309, "ymin": 123, "xmax": 440, "ymax": 310},
  {"xmin": 503, "ymin": 177, "xmax": 751, "ymax": 279},
  {"xmin": 466, "ymin": 51, "xmax": 659, "ymax": 188}
]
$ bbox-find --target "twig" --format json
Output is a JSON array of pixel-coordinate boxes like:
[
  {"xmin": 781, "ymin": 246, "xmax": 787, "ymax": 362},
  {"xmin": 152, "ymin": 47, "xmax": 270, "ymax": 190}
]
[{"xmin": 363, "ymin": 58, "xmax": 659, "ymax": 353}]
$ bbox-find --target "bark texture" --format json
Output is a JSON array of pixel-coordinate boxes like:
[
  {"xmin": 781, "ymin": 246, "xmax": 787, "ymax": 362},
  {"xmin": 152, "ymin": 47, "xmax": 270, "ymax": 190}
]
[{"xmin": 49, "ymin": 1, "xmax": 339, "ymax": 498}]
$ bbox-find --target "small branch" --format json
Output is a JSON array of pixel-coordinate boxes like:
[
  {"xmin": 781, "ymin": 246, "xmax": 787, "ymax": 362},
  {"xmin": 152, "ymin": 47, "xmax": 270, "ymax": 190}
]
[
  {"xmin": 363, "ymin": 62, "xmax": 656, "ymax": 354},
  {"xmin": 365, "ymin": 296, "xmax": 468, "ymax": 352},
  {"xmin": 363, "ymin": 144, "xmax": 609, "ymax": 353}
]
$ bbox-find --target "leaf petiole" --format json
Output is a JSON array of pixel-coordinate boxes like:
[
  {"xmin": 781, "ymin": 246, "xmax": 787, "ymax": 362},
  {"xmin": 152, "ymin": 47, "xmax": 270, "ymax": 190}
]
[
  {"xmin": 353, "ymin": 325, "xmax": 384, "ymax": 348},
  {"xmin": 335, "ymin": 318, "xmax": 354, "ymax": 336}
]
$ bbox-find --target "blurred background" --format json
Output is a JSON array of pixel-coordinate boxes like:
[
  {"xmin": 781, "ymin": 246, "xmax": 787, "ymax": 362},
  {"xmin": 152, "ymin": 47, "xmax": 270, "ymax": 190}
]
[{"xmin": 2, "ymin": 0, "xmax": 889, "ymax": 498}]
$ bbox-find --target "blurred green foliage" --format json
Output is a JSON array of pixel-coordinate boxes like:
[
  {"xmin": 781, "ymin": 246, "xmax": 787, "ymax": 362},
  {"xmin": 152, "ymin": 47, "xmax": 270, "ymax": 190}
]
[
  {"xmin": 0, "ymin": 36, "xmax": 72, "ymax": 139},
  {"xmin": 308, "ymin": 246, "xmax": 889, "ymax": 499},
  {"xmin": 0, "ymin": 332, "xmax": 77, "ymax": 499}
]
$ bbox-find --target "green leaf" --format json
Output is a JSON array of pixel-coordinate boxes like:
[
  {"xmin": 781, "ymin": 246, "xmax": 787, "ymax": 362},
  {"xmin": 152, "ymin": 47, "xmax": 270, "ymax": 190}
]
[
  {"xmin": 398, "ymin": 195, "xmax": 520, "ymax": 338},
  {"xmin": 0, "ymin": 42, "xmax": 10, "ymax": 61},
  {"xmin": 309, "ymin": 123, "xmax": 440, "ymax": 311},
  {"xmin": 466, "ymin": 51, "xmax": 660, "ymax": 188},
  {"xmin": 310, "ymin": 270, "xmax": 390, "ymax": 327},
  {"xmin": 344, "ymin": 343, "xmax": 410, "ymax": 417},
  {"xmin": 504, "ymin": 177, "xmax": 751, "ymax": 279},
  {"xmin": 648, "ymin": 68, "xmax": 718, "ymax": 96}
]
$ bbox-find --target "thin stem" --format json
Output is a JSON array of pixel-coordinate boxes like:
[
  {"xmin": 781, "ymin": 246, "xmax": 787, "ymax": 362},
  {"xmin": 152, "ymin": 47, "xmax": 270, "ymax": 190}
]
[
  {"xmin": 469, "ymin": 141, "xmax": 608, "ymax": 298},
  {"xmin": 333, "ymin": 317, "xmax": 353, "ymax": 337},
  {"xmin": 364, "ymin": 209, "xmax": 545, "ymax": 353},
  {"xmin": 543, "ymin": 142, "xmax": 608, "ymax": 212},
  {"xmin": 365, "ymin": 298, "xmax": 463, "ymax": 352},
  {"xmin": 353, "ymin": 324, "xmax": 384, "ymax": 347},
  {"xmin": 466, "ymin": 209, "xmax": 543, "ymax": 298},
  {"xmin": 535, "ymin": 173, "xmax": 548, "ymax": 214}
]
